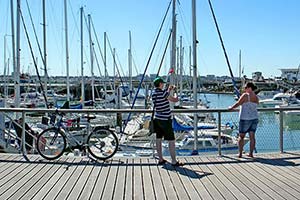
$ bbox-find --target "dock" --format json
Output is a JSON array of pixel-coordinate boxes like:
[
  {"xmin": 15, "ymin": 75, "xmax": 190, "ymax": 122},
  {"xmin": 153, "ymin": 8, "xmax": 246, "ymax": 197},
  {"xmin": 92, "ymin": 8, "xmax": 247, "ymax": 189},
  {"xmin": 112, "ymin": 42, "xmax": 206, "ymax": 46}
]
[{"xmin": 0, "ymin": 152, "xmax": 300, "ymax": 199}]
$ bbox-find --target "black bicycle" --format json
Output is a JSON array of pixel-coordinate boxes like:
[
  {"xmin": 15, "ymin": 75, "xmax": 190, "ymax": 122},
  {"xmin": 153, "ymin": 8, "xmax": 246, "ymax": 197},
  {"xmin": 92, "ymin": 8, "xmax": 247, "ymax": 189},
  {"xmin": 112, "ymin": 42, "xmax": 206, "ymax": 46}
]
[{"xmin": 36, "ymin": 111, "xmax": 119, "ymax": 160}]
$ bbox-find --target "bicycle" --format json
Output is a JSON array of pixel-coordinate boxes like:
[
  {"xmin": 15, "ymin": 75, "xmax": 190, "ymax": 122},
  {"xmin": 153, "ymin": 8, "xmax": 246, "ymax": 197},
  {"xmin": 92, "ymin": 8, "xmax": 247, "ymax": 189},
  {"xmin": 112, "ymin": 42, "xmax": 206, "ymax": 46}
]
[{"xmin": 36, "ymin": 111, "xmax": 119, "ymax": 161}]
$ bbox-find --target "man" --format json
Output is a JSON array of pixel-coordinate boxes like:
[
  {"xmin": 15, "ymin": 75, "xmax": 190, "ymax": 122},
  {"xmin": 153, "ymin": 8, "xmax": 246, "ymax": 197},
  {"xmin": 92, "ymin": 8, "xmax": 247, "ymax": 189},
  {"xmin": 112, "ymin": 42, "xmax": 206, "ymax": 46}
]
[{"xmin": 152, "ymin": 76, "xmax": 184, "ymax": 166}]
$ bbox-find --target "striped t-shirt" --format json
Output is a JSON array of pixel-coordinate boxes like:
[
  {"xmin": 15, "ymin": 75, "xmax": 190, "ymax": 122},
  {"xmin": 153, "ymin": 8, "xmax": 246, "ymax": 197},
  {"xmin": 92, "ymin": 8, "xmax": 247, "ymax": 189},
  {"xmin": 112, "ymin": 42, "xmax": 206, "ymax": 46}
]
[{"xmin": 152, "ymin": 88, "xmax": 171, "ymax": 120}]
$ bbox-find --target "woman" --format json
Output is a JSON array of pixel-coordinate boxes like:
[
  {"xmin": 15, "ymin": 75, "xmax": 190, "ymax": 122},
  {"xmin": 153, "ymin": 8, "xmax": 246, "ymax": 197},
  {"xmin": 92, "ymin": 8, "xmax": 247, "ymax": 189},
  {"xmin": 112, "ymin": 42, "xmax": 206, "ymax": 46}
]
[{"xmin": 229, "ymin": 82, "xmax": 259, "ymax": 158}]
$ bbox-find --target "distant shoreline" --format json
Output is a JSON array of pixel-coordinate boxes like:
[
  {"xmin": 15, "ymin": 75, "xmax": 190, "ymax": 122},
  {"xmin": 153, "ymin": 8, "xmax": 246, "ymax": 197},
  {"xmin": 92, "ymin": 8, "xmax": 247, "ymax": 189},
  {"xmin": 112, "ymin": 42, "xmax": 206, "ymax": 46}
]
[{"xmin": 200, "ymin": 90, "xmax": 234, "ymax": 95}]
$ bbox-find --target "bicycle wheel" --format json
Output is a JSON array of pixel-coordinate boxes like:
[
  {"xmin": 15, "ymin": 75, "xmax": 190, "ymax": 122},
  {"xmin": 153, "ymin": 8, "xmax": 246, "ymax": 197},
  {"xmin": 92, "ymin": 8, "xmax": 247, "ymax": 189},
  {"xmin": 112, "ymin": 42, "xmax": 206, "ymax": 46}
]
[
  {"xmin": 87, "ymin": 128, "xmax": 119, "ymax": 160},
  {"xmin": 36, "ymin": 128, "xmax": 66, "ymax": 160}
]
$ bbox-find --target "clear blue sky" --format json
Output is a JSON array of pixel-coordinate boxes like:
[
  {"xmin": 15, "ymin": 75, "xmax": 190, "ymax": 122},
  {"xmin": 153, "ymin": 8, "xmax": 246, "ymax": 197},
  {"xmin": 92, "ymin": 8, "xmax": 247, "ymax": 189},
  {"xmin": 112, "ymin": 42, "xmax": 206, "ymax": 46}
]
[{"xmin": 1, "ymin": 0, "xmax": 300, "ymax": 79}]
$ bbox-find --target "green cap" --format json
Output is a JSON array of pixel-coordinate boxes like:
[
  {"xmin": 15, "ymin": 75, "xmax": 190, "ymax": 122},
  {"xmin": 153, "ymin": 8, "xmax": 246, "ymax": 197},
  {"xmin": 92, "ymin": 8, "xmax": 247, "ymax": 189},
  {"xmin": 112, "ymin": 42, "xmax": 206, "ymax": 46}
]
[{"xmin": 153, "ymin": 76, "xmax": 166, "ymax": 86}]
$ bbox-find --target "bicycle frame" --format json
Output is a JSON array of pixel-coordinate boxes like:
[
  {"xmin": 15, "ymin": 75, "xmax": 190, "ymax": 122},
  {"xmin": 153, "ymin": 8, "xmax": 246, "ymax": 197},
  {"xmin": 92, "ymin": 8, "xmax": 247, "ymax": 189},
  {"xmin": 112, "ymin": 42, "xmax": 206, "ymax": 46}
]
[{"xmin": 53, "ymin": 114, "xmax": 93, "ymax": 150}]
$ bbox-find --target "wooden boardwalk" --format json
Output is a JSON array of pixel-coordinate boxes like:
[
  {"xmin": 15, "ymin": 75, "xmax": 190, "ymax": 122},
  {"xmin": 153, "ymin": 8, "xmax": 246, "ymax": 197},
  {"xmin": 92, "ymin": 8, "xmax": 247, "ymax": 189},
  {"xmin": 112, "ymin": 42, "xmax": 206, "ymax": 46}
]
[{"xmin": 0, "ymin": 152, "xmax": 300, "ymax": 200}]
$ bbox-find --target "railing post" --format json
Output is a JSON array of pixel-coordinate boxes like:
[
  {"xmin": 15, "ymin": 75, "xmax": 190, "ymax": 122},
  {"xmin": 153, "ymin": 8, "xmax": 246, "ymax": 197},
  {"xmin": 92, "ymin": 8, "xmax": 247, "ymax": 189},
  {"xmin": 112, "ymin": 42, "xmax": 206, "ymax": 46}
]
[
  {"xmin": 279, "ymin": 110, "xmax": 283, "ymax": 153},
  {"xmin": 116, "ymin": 87, "xmax": 122, "ymax": 129},
  {"xmin": 218, "ymin": 111, "xmax": 221, "ymax": 156},
  {"xmin": 0, "ymin": 99, "xmax": 5, "ymax": 141},
  {"xmin": 21, "ymin": 111, "xmax": 26, "ymax": 155}
]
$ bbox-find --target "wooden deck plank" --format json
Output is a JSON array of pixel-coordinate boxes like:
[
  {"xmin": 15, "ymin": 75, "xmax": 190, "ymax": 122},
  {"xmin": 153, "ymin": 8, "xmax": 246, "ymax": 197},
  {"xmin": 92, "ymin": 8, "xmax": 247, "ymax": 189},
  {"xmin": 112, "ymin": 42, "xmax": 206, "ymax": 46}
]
[
  {"xmin": 245, "ymin": 157, "xmax": 300, "ymax": 199},
  {"xmin": 0, "ymin": 159, "xmax": 40, "ymax": 199},
  {"xmin": 45, "ymin": 157, "xmax": 82, "ymax": 200},
  {"xmin": 149, "ymin": 159, "xmax": 167, "ymax": 200},
  {"xmin": 19, "ymin": 157, "xmax": 69, "ymax": 200},
  {"xmin": 0, "ymin": 155, "xmax": 23, "ymax": 175},
  {"xmin": 133, "ymin": 158, "xmax": 145, "ymax": 200},
  {"xmin": 0, "ymin": 156, "xmax": 39, "ymax": 192},
  {"xmin": 222, "ymin": 155, "xmax": 286, "ymax": 200},
  {"xmin": 193, "ymin": 157, "xmax": 234, "ymax": 200},
  {"xmin": 166, "ymin": 166, "xmax": 190, "ymax": 200},
  {"xmin": 66, "ymin": 159, "xmax": 94, "ymax": 200},
  {"xmin": 197, "ymin": 156, "xmax": 238, "ymax": 200},
  {"xmin": 183, "ymin": 157, "xmax": 212, "ymax": 200},
  {"xmin": 0, "ymin": 153, "xmax": 11, "ymax": 160},
  {"xmin": 263, "ymin": 153, "xmax": 300, "ymax": 178},
  {"xmin": 112, "ymin": 158, "xmax": 127, "ymax": 200},
  {"xmin": 256, "ymin": 153, "xmax": 300, "ymax": 185},
  {"xmin": 60, "ymin": 159, "xmax": 95, "ymax": 200},
  {"xmin": 101, "ymin": 159, "xmax": 120, "ymax": 200},
  {"xmin": 124, "ymin": 158, "xmax": 134, "ymax": 200},
  {"xmin": 209, "ymin": 156, "xmax": 261, "ymax": 200},
  {"xmin": 89, "ymin": 160, "xmax": 111, "ymax": 200},
  {"xmin": 54, "ymin": 162, "xmax": 86, "ymax": 199},
  {"xmin": 190, "ymin": 157, "xmax": 225, "ymax": 200},
  {"xmin": 0, "ymin": 153, "xmax": 300, "ymax": 200},
  {"xmin": 174, "ymin": 158, "xmax": 202, "ymax": 200},
  {"xmin": 141, "ymin": 158, "xmax": 156, "ymax": 200},
  {"xmin": 157, "ymin": 161, "xmax": 178, "ymax": 200},
  {"xmin": 203, "ymin": 156, "xmax": 249, "ymax": 200},
  {"xmin": 219, "ymin": 155, "xmax": 273, "ymax": 200},
  {"xmin": 31, "ymin": 157, "xmax": 78, "ymax": 200},
  {"xmin": 43, "ymin": 157, "xmax": 84, "ymax": 200},
  {"xmin": 0, "ymin": 154, "xmax": 30, "ymax": 176},
  {"xmin": 240, "ymin": 159, "xmax": 298, "ymax": 200},
  {"xmin": 78, "ymin": 162, "xmax": 102, "ymax": 200},
  {"xmin": 0, "ymin": 154, "xmax": 16, "ymax": 167},
  {"xmin": 4, "ymin": 160, "xmax": 50, "ymax": 200}
]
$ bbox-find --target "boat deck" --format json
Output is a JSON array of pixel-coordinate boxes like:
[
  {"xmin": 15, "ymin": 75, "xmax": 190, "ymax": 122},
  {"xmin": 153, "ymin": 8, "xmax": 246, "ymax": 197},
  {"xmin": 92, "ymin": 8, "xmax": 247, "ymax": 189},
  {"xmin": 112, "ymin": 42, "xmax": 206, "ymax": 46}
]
[{"xmin": 0, "ymin": 152, "xmax": 300, "ymax": 200}]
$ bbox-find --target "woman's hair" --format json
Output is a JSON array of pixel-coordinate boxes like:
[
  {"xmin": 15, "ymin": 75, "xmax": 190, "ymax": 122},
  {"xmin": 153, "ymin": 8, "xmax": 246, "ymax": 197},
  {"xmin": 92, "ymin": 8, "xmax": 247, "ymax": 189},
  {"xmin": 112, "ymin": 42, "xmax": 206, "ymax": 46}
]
[{"xmin": 245, "ymin": 82, "xmax": 257, "ymax": 90}]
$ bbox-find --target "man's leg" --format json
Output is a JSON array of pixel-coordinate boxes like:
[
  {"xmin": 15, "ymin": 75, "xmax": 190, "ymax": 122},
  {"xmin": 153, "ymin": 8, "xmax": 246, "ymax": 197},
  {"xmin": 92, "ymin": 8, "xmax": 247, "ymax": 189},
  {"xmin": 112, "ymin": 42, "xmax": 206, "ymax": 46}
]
[
  {"xmin": 168, "ymin": 140, "xmax": 176, "ymax": 164},
  {"xmin": 156, "ymin": 138, "xmax": 164, "ymax": 162}
]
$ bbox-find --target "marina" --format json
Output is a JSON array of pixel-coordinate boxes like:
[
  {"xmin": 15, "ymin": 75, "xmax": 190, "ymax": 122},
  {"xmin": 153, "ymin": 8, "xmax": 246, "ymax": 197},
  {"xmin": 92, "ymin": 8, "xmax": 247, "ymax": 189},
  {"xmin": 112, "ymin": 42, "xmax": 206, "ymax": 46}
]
[
  {"xmin": 1, "ymin": 100, "xmax": 300, "ymax": 157},
  {"xmin": 1, "ymin": 0, "xmax": 300, "ymax": 198}
]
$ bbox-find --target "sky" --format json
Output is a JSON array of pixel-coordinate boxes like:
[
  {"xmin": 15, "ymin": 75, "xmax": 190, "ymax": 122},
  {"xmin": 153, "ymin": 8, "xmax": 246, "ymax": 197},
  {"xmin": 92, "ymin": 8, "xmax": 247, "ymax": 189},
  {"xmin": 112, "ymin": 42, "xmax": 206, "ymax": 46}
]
[{"xmin": 1, "ymin": 0, "xmax": 300, "ymax": 79}]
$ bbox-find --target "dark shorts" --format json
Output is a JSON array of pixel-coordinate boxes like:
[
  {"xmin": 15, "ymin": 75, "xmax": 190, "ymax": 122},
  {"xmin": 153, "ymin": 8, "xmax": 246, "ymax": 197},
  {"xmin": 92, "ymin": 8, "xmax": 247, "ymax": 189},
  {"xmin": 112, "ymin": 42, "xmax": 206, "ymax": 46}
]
[
  {"xmin": 154, "ymin": 118, "xmax": 175, "ymax": 140},
  {"xmin": 239, "ymin": 119, "xmax": 259, "ymax": 134}
]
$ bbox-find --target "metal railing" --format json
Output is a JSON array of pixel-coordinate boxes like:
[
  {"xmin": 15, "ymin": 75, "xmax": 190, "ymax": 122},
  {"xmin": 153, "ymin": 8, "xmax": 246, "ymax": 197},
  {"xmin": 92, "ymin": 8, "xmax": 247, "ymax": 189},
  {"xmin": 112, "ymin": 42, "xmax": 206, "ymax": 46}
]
[{"xmin": 0, "ymin": 106, "xmax": 300, "ymax": 157}]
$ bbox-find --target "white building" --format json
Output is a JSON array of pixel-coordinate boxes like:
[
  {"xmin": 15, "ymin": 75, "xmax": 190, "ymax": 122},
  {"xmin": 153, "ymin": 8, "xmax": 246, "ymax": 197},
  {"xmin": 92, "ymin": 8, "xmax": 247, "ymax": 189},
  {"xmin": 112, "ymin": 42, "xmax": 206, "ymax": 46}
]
[
  {"xmin": 252, "ymin": 71, "xmax": 264, "ymax": 82},
  {"xmin": 279, "ymin": 68, "xmax": 300, "ymax": 81}
]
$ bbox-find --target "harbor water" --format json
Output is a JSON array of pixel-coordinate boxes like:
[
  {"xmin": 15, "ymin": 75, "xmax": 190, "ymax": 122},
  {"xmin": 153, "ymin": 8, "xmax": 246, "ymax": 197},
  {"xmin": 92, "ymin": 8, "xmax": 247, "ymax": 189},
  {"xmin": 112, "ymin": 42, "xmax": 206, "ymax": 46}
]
[{"xmin": 199, "ymin": 93, "xmax": 300, "ymax": 153}]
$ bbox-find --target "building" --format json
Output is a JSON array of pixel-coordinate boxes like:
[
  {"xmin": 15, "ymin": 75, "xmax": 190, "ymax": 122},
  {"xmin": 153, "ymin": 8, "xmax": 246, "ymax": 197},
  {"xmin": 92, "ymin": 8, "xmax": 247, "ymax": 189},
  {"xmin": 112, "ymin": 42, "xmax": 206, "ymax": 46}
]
[
  {"xmin": 279, "ymin": 68, "xmax": 300, "ymax": 81},
  {"xmin": 252, "ymin": 71, "xmax": 264, "ymax": 82}
]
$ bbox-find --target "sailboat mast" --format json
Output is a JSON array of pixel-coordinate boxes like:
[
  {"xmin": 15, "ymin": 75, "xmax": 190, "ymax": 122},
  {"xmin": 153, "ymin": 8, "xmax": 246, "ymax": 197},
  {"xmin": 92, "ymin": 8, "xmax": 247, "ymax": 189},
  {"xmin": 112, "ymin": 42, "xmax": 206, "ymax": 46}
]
[
  {"xmin": 128, "ymin": 31, "xmax": 132, "ymax": 98},
  {"xmin": 189, "ymin": 46, "xmax": 192, "ymax": 78},
  {"xmin": 104, "ymin": 32, "xmax": 107, "ymax": 98},
  {"xmin": 88, "ymin": 14, "xmax": 95, "ymax": 103},
  {"xmin": 170, "ymin": 0, "xmax": 176, "ymax": 86},
  {"xmin": 80, "ymin": 7, "xmax": 84, "ymax": 105},
  {"xmin": 64, "ymin": 0, "xmax": 70, "ymax": 101},
  {"xmin": 192, "ymin": 0, "xmax": 198, "ymax": 154},
  {"xmin": 15, "ymin": 0, "xmax": 21, "ymax": 108},
  {"xmin": 3, "ymin": 35, "xmax": 7, "ymax": 98},
  {"xmin": 179, "ymin": 36, "xmax": 183, "ymax": 105},
  {"xmin": 239, "ymin": 49, "xmax": 241, "ymax": 78},
  {"xmin": 3, "ymin": 36, "xmax": 7, "ymax": 100},
  {"xmin": 113, "ymin": 48, "xmax": 116, "ymax": 93},
  {"xmin": 43, "ymin": 0, "xmax": 48, "ymax": 103}
]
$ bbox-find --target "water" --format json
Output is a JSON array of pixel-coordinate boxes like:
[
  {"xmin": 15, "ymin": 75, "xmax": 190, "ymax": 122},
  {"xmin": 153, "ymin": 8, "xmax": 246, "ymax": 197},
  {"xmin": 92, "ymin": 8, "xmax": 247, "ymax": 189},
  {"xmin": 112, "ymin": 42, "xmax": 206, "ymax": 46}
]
[
  {"xmin": 26, "ymin": 92, "xmax": 300, "ymax": 157},
  {"xmin": 120, "ymin": 92, "xmax": 300, "ymax": 157},
  {"xmin": 199, "ymin": 92, "xmax": 300, "ymax": 153}
]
